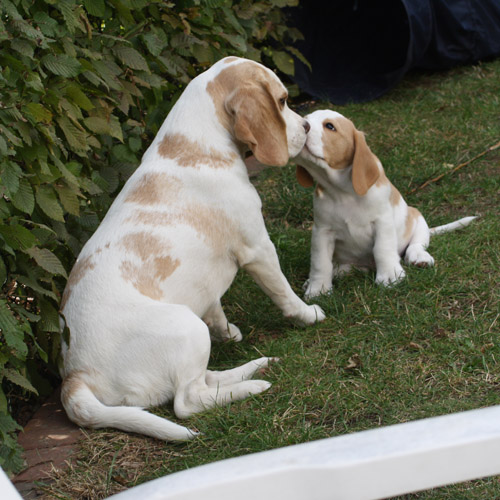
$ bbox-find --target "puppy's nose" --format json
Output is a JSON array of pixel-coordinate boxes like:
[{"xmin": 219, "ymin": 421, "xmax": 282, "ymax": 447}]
[{"xmin": 303, "ymin": 120, "xmax": 310, "ymax": 134}]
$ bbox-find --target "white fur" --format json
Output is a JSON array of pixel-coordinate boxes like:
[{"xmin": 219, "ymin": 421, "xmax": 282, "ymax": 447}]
[
  {"xmin": 60, "ymin": 57, "xmax": 324, "ymax": 441},
  {"xmin": 298, "ymin": 110, "xmax": 477, "ymax": 297}
]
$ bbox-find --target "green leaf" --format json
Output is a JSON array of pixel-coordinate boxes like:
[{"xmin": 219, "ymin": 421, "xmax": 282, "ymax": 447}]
[
  {"xmin": 10, "ymin": 39, "xmax": 35, "ymax": 59},
  {"xmin": 84, "ymin": 0, "xmax": 105, "ymax": 16},
  {"xmin": 25, "ymin": 247, "xmax": 68, "ymax": 278},
  {"xmin": 56, "ymin": 116, "xmax": 88, "ymax": 153},
  {"xmin": 0, "ymin": 300, "xmax": 29, "ymax": 358},
  {"xmin": 54, "ymin": 183, "xmax": 80, "ymax": 216},
  {"xmin": 0, "ymin": 136, "xmax": 8, "ymax": 156},
  {"xmin": 83, "ymin": 116, "xmax": 111, "ymax": 135},
  {"xmin": 38, "ymin": 298, "xmax": 62, "ymax": 333},
  {"xmin": 0, "ymin": 224, "xmax": 37, "ymax": 250},
  {"xmin": 33, "ymin": 11, "xmax": 59, "ymax": 37},
  {"xmin": 56, "ymin": 0, "xmax": 83, "ymax": 35},
  {"xmin": 11, "ymin": 178, "xmax": 35, "ymax": 215},
  {"xmin": 219, "ymin": 33, "xmax": 247, "ymax": 52},
  {"xmin": 25, "ymin": 72, "xmax": 45, "ymax": 93},
  {"xmin": 1, "ymin": 163, "xmax": 22, "ymax": 196},
  {"xmin": 113, "ymin": 45, "xmax": 150, "ymax": 72},
  {"xmin": 142, "ymin": 30, "xmax": 168, "ymax": 57},
  {"xmin": 272, "ymin": 50, "xmax": 295, "ymax": 75},
  {"xmin": 2, "ymin": 368, "xmax": 38, "ymax": 395},
  {"xmin": 0, "ymin": 0, "xmax": 22, "ymax": 21},
  {"xmin": 35, "ymin": 185, "xmax": 65, "ymax": 222},
  {"xmin": 41, "ymin": 54, "xmax": 82, "ymax": 78},
  {"xmin": 91, "ymin": 60, "xmax": 123, "ymax": 91},
  {"xmin": 65, "ymin": 83, "xmax": 94, "ymax": 111},
  {"xmin": 0, "ymin": 257, "xmax": 6, "ymax": 287},
  {"xmin": 24, "ymin": 103, "xmax": 53, "ymax": 124}
]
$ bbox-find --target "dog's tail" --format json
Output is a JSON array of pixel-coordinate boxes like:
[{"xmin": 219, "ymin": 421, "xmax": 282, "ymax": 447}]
[
  {"xmin": 61, "ymin": 372, "xmax": 196, "ymax": 441},
  {"xmin": 429, "ymin": 216, "xmax": 478, "ymax": 236}
]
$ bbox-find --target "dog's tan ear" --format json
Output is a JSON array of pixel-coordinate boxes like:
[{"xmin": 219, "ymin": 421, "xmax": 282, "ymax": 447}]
[
  {"xmin": 226, "ymin": 85, "xmax": 289, "ymax": 166},
  {"xmin": 296, "ymin": 165, "xmax": 314, "ymax": 187},
  {"xmin": 352, "ymin": 130, "xmax": 380, "ymax": 196}
]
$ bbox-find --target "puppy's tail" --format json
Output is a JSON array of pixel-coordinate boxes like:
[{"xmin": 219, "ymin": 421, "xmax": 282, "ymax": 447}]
[
  {"xmin": 429, "ymin": 216, "xmax": 478, "ymax": 236},
  {"xmin": 61, "ymin": 372, "xmax": 196, "ymax": 441}
]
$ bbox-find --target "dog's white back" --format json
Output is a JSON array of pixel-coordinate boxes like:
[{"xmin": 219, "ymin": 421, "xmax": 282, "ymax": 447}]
[
  {"xmin": 60, "ymin": 57, "xmax": 324, "ymax": 441},
  {"xmin": 297, "ymin": 110, "xmax": 476, "ymax": 297}
]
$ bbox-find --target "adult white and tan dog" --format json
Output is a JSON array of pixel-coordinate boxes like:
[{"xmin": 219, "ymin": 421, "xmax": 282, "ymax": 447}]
[
  {"xmin": 296, "ymin": 110, "xmax": 476, "ymax": 297},
  {"xmin": 59, "ymin": 57, "xmax": 325, "ymax": 441}
]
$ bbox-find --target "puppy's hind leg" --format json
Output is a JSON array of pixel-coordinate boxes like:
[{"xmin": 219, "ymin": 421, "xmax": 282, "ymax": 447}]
[
  {"xmin": 172, "ymin": 316, "xmax": 273, "ymax": 419},
  {"xmin": 206, "ymin": 357, "xmax": 279, "ymax": 387},
  {"xmin": 404, "ymin": 214, "xmax": 434, "ymax": 267}
]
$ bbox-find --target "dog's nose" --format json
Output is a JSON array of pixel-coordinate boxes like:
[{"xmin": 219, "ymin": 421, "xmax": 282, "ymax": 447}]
[{"xmin": 303, "ymin": 120, "xmax": 310, "ymax": 134}]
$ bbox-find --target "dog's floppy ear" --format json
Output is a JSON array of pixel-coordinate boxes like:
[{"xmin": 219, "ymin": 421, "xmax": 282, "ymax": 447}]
[
  {"xmin": 296, "ymin": 165, "xmax": 314, "ymax": 187},
  {"xmin": 226, "ymin": 84, "xmax": 289, "ymax": 166},
  {"xmin": 352, "ymin": 130, "xmax": 380, "ymax": 196}
]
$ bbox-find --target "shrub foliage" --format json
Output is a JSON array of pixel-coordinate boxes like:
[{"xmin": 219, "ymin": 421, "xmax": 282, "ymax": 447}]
[{"xmin": 0, "ymin": 0, "xmax": 303, "ymax": 472}]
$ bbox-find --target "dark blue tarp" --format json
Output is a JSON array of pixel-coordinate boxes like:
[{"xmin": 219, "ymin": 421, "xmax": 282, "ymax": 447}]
[{"xmin": 291, "ymin": 0, "xmax": 500, "ymax": 104}]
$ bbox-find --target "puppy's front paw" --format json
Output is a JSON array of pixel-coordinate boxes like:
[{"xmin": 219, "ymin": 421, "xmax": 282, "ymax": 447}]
[
  {"xmin": 376, "ymin": 264, "xmax": 406, "ymax": 286},
  {"xmin": 405, "ymin": 246, "xmax": 435, "ymax": 268},
  {"xmin": 304, "ymin": 280, "xmax": 332, "ymax": 300},
  {"xmin": 290, "ymin": 303, "xmax": 326, "ymax": 325}
]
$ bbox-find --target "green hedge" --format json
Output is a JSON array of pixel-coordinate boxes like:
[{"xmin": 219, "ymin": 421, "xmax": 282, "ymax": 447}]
[{"xmin": 0, "ymin": 0, "xmax": 305, "ymax": 473}]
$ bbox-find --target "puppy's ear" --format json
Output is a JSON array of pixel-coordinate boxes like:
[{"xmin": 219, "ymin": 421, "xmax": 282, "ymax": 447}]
[
  {"xmin": 226, "ymin": 85, "xmax": 289, "ymax": 166},
  {"xmin": 352, "ymin": 130, "xmax": 380, "ymax": 196},
  {"xmin": 296, "ymin": 165, "xmax": 314, "ymax": 187}
]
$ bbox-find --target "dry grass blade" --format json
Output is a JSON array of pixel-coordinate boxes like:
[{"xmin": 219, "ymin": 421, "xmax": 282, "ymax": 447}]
[{"xmin": 409, "ymin": 139, "xmax": 500, "ymax": 194}]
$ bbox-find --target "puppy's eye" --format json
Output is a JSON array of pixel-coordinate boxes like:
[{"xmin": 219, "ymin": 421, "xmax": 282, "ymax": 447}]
[
  {"xmin": 279, "ymin": 97, "xmax": 287, "ymax": 106},
  {"xmin": 325, "ymin": 122, "xmax": 336, "ymax": 131}
]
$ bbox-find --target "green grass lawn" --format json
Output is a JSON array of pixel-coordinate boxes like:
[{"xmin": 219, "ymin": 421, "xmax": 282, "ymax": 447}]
[{"xmin": 43, "ymin": 60, "xmax": 500, "ymax": 499}]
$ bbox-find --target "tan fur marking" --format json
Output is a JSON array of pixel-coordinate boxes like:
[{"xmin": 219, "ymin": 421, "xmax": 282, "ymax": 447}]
[
  {"xmin": 61, "ymin": 371, "xmax": 87, "ymax": 409},
  {"xmin": 315, "ymin": 185, "xmax": 325, "ymax": 198},
  {"xmin": 207, "ymin": 62, "xmax": 273, "ymax": 132},
  {"xmin": 119, "ymin": 232, "xmax": 180, "ymax": 300},
  {"xmin": 126, "ymin": 172, "xmax": 182, "ymax": 205},
  {"xmin": 157, "ymin": 133, "xmax": 237, "ymax": 169},
  {"xmin": 60, "ymin": 255, "xmax": 95, "ymax": 311},
  {"xmin": 404, "ymin": 207, "xmax": 421, "ymax": 241},
  {"xmin": 390, "ymin": 183, "xmax": 402, "ymax": 206},
  {"xmin": 223, "ymin": 56, "xmax": 238, "ymax": 64},
  {"xmin": 322, "ymin": 117, "xmax": 356, "ymax": 170},
  {"xmin": 120, "ymin": 231, "xmax": 164, "ymax": 262},
  {"xmin": 207, "ymin": 62, "xmax": 288, "ymax": 165},
  {"xmin": 61, "ymin": 371, "xmax": 100, "ymax": 426},
  {"xmin": 128, "ymin": 206, "xmax": 240, "ymax": 254}
]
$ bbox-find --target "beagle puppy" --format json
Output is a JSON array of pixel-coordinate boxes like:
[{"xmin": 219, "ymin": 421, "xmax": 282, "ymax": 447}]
[
  {"xmin": 296, "ymin": 110, "xmax": 476, "ymax": 297},
  {"xmin": 60, "ymin": 57, "xmax": 325, "ymax": 441}
]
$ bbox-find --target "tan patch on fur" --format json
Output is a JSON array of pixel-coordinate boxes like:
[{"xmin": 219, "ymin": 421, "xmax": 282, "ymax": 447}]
[
  {"xmin": 223, "ymin": 56, "xmax": 238, "ymax": 64},
  {"xmin": 125, "ymin": 172, "xmax": 182, "ymax": 205},
  {"xmin": 119, "ymin": 232, "xmax": 180, "ymax": 300},
  {"xmin": 129, "ymin": 205, "xmax": 239, "ymax": 254},
  {"xmin": 61, "ymin": 371, "xmax": 86, "ymax": 409},
  {"xmin": 322, "ymin": 117, "xmax": 356, "ymax": 170},
  {"xmin": 61, "ymin": 371, "xmax": 100, "ymax": 426},
  {"xmin": 206, "ymin": 61, "xmax": 288, "ymax": 165},
  {"xmin": 315, "ymin": 185, "xmax": 325, "ymax": 198},
  {"xmin": 207, "ymin": 62, "xmax": 273, "ymax": 132},
  {"xmin": 404, "ymin": 207, "xmax": 421, "ymax": 241},
  {"xmin": 390, "ymin": 184, "xmax": 402, "ymax": 206},
  {"xmin": 60, "ymin": 255, "xmax": 95, "ymax": 311},
  {"xmin": 157, "ymin": 133, "xmax": 237, "ymax": 169}
]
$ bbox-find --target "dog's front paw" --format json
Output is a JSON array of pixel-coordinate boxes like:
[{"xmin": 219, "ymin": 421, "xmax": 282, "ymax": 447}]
[
  {"xmin": 376, "ymin": 264, "xmax": 406, "ymax": 286},
  {"xmin": 405, "ymin": 245, "xmax": 435, "ymax": 268},
  {"xmin": 289, "ymin": 303, "xmax": 326, "ymax": 325},
  {"xmin": 224, "ymin": 323, "xmax": 243, "ymax": 342},
  {"xmin": 304, "ymin": 279, "xmax": 332, "ymax": 300}
]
